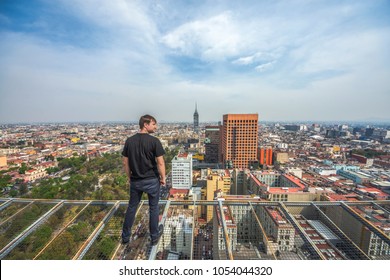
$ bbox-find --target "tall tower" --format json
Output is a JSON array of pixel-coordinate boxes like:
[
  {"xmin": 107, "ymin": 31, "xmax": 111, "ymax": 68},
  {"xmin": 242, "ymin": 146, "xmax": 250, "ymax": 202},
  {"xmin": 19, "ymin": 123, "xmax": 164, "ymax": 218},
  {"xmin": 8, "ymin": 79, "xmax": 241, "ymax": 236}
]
[
  {"xmin": 221, "ymin": 114, "xmax": 258, "ymax": 169},
  {"xmin": 193, "ymin": 103, "xmax": 199, "ymax": 132}
]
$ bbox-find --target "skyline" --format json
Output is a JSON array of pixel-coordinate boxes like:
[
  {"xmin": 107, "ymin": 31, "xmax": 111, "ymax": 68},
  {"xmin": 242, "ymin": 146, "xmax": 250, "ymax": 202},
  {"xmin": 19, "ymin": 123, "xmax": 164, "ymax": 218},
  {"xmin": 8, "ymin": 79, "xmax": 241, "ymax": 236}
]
[{"xmin": 1, "ymin": 0, "xmax": 390, "ymax": 123}]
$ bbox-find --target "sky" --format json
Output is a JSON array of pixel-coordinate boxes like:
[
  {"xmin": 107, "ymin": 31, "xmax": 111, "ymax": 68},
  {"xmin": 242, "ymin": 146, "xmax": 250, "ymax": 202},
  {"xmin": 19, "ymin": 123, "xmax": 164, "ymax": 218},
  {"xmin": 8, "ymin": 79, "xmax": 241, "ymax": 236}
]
[{"xmin": 0, "ymin": 0, "xmax": 389, "ymax": 123}]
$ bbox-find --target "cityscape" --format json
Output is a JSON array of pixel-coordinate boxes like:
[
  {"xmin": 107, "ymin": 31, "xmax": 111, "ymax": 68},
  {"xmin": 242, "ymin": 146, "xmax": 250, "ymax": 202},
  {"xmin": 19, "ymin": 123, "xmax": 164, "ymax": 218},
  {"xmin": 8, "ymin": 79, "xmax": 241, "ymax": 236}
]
[
  {"xmin": 0, "ymin": 108, "xmax": 389, "ymax": 260},
  {"xmin": 1, "ymin": 0, "xmax": 389, "ymax": 269}
]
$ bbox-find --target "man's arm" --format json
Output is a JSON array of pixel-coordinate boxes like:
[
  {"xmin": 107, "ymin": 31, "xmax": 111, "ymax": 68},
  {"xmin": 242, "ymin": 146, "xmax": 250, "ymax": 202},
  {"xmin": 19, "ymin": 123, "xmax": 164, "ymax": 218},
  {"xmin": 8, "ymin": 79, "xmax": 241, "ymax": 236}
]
[
  {"xmin": 156, "ymin": 155, "xmax": 166, "ymax": 186},
  {"xmin": 122, "ymin": 156, "xmax": 131, "ymax": 180}
]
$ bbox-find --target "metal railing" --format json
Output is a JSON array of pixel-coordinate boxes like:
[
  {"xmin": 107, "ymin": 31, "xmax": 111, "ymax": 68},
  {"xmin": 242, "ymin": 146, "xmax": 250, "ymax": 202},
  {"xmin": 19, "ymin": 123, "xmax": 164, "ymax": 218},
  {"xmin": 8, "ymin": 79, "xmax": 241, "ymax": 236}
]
[{"xmin": 0, "ymin": 198, "xmax": 389, "ymax": 260}]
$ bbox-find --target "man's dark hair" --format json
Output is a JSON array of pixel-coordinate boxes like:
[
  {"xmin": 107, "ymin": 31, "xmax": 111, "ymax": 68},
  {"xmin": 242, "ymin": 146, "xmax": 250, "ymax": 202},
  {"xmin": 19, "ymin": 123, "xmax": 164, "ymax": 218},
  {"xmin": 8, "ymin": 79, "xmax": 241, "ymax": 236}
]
[{"xmin": 139, "ymin": 114, "xmax": 157, "ymax": 129}]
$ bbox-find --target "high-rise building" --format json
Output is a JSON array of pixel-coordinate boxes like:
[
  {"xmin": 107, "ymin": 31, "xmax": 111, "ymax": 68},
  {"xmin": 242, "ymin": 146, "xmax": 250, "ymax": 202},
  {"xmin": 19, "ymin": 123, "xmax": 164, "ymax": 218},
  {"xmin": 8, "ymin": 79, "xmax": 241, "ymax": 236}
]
[
  {"xmin": 221, "ymin": 114, "xmax": 258, "ymax": 169},
  {"xmin": 258, "ymin": 147, "xmax": 273, "ymax": 166},
  {"xmin": 205, "ymin": 126, "xmax": 220, "ymax": 163},
  {"xmin": 171, "ymin": 153, "xmax": 193, "ymax": 189},
  {"xmin": 193, "ymin": 103, "xmax": 199, "ymax": 132}
]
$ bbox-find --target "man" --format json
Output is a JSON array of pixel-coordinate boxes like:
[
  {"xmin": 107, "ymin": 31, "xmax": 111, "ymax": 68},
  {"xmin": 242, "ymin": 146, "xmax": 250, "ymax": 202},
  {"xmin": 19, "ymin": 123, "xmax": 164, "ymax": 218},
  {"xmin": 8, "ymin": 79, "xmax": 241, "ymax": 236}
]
[{"xmin": 121, "ymin": 114, "xmax": 166, "ymax": 245}]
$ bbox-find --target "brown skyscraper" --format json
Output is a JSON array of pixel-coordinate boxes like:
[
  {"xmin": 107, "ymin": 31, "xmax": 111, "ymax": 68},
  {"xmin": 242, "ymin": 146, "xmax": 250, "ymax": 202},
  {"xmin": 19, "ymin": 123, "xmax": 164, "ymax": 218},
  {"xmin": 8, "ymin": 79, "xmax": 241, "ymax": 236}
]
[{"xmin": 221, "ymin": 114, "xmax": 258, "ymax": 168}]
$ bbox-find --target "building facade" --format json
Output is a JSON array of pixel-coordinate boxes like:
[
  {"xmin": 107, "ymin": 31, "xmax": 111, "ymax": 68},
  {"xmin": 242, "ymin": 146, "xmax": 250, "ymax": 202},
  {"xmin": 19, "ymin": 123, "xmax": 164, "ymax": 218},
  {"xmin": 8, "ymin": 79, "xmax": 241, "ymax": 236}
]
[
  {"xmin": 323, "ymin": 205, "xmax": 390, "ymax": 258},
  {"xmin": 213, "ymin": 204, "xmax": 237, "ymax": 259},
  {"xmin": 171, "ymin": 153, "xmax": 193, "ymax": 189},
  {"xmin": 258, "ymin": 147, "xmax": 273, "ymax": 166},
  {"xmin": 158, "ymin": 213, "xmax": 193, "ymax": 259},
  {"xmin": 254, "ymin": 206, "xmax": 295, "ymax": 253},
  {"xmin": 205, "ymin": 126, "xmax": 221, "ymax": 164},
  {"xmin": 274, "ymin": 152, "xmax": 289, "ymax": 164},
  {"xmin": 201, "ymin": 169, "xmax": 231, "ymax": 222},
  {"xmin": 221, "ymin": 114, "xmax": 258, "ymax": 169}
]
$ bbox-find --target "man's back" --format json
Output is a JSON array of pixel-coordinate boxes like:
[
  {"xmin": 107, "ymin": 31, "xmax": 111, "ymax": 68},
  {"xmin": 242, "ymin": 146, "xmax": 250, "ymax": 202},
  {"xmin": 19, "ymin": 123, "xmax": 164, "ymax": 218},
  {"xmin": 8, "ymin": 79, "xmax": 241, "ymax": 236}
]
[{"xmin": 122, "ymin": 133, "xmax": 165, "ymax": 181}]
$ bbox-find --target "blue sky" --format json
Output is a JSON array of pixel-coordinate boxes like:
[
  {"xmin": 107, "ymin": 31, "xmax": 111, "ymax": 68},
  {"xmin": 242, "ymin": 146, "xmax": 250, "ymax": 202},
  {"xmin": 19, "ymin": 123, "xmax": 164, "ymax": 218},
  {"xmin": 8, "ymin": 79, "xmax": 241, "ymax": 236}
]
[{"xmin": 0, "ymin": 0, "xmax": 389, "ymax": 123}]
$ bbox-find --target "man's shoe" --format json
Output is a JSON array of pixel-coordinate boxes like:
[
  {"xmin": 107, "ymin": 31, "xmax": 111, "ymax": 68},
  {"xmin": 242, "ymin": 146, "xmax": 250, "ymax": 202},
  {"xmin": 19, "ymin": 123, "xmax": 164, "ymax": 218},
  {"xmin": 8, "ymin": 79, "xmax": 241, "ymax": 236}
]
[
  {"xmin": 158, "ymin": 224, "xmax": 164, "ymax": 235},
  {"xmin": 151, "ymin": 224, "xmax": 164, "ymax": 246},
  {"xmin": 122, "ymin": 239, "xmax": 130, "ymax": 245}
]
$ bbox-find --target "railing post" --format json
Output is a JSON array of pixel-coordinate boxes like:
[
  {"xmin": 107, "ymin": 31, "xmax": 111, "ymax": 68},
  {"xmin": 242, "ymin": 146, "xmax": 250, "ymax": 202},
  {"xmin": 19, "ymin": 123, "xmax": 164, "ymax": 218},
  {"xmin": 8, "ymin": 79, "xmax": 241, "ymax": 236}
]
[{"xmin": 217, "ymin": 200, "xmax": 234, "ymax": 260}]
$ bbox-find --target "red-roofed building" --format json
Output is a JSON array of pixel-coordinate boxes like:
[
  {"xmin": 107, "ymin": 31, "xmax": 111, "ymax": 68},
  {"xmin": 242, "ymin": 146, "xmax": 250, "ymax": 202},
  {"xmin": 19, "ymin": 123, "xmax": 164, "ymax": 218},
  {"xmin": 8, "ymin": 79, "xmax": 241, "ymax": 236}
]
[
  {"xmin": 248, "ymin": 172, "xmax": 319, "ymax": 202},
  {"xmin": 169, "ymin": 188, "xmax": 189, "ymax": 199},
  {"xmin": 255, "ymin": 206, "xmax": 295, "ymax": 253},
  {"xmin": 178, "ymin": 152, "xmax": 188, "ymax": 158},
  {"xmin": 355, "ymin": 187, "xmax": 388, "ymax": 200},
  {"xmin": 24, "ymin": 167, "xmax": 47, "ymax": 182}
]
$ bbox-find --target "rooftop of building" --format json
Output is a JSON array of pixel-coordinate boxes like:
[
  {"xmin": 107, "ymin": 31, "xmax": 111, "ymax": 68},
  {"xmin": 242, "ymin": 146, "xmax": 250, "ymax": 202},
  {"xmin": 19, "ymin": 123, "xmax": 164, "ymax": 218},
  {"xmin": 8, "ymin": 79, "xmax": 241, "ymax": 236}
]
[
  {"xmin": 283, "ymin": 174, "xmax": 306, "ymax": 189},
  {"xmin": 265, "ymin": 206, "xmax": 290, "ymax": 226},
  {"xmin": 325, "ymin": 193, "xmax": 359, "ymax": 202},
  {"xmin": 177, "ymin": 152, "xmax": 189, "ymax": 158}
]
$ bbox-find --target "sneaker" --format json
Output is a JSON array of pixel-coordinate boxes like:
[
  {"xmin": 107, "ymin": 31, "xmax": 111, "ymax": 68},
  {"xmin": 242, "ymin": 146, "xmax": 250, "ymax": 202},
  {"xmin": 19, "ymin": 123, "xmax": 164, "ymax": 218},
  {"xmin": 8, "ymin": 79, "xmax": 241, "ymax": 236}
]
[
  {"xmin": 151, "ymin": 224, "xmax": 164, "ymax": 246},
  {"xmin": 158, "ymin": 224, "xmax": 164, "ymax": 235}
]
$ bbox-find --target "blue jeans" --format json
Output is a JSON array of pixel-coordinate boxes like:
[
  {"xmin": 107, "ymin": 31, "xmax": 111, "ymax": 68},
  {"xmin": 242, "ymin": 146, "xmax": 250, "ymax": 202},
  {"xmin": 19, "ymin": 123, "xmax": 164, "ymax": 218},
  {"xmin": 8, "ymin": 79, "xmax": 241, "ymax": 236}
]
[{"xmin": 121, "ymin": 177, "xmax": 160, "ymax": 242}]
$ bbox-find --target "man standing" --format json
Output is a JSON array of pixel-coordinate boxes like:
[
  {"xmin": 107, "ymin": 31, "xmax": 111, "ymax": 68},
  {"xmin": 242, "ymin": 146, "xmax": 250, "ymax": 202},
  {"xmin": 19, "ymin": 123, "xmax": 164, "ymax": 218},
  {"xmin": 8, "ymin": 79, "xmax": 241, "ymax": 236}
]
[{"xmin": 121, "ymin": 115, "xmax": 166, "ymax": 245}]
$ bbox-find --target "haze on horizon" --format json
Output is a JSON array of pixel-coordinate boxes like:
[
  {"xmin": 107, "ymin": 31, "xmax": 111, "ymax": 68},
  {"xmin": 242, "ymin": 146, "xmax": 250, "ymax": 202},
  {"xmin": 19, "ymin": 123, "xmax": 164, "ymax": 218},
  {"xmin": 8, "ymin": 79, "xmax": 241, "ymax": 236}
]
[{"xmin": 0, "ymin": 0, "xmax": 389, "ymax": 124}]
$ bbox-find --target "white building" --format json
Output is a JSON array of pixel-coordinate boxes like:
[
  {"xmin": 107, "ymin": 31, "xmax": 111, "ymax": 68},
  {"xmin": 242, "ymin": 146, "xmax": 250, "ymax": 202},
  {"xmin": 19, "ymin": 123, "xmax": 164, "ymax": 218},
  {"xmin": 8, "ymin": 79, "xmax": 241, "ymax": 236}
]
[
  {"xmin": 276, "ymin": 143, "xmax": 289, "ymax": 149},
  {"xmin": 286, "ymin": 168, "xmax": 303, "ymax": 179},
  {"xmin": 171, "ymin": 153, "xmax": 193, "ymax": 189},
  {"xmin": 158, "ymin": 214, "xmax": 193, "ymax": 258},
  {"xmin": 311, "ymin": 166, "xmax": 337, "ymax": 176}
]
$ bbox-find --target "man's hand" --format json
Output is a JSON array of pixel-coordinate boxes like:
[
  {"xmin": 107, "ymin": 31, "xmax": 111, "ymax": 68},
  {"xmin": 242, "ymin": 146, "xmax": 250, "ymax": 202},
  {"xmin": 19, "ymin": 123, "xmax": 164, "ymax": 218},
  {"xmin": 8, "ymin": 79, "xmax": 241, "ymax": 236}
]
[{"xmin": 122, "ymin": 156, "xmax": 131, "ymax": 181}]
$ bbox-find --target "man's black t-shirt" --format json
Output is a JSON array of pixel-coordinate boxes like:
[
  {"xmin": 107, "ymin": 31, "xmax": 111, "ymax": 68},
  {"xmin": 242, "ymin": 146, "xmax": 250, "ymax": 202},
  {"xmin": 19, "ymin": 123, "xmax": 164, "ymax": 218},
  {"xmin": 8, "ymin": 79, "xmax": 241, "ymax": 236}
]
[{"xmin": 122, "ymin": 133, "xmax": 165, "ymax": 181}]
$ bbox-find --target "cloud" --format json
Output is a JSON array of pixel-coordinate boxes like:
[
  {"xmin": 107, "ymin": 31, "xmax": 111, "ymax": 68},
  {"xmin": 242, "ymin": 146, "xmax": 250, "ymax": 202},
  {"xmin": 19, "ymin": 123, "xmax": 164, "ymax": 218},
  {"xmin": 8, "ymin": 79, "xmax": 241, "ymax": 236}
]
[
  {"xmin": 0, "ymin": 0, "xmax": 389, "ymax": 123},
  {"xmin": 293, "ymin": 28, "xmax": 390, "ymax": 75},
  {"xmin": 232, "ymin": 55, "xmax": 256, "ymax": 65},
  {"xmin": 255, "ymin": 61, "xmax": 275, "ymax": 72},
  {"xmin": 161, "ymin": 11, "xmax": 242, "ymax": 61},
  {"xmin": 232, "ymin": 51, "xmax": 282, "ymax": 73}
]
